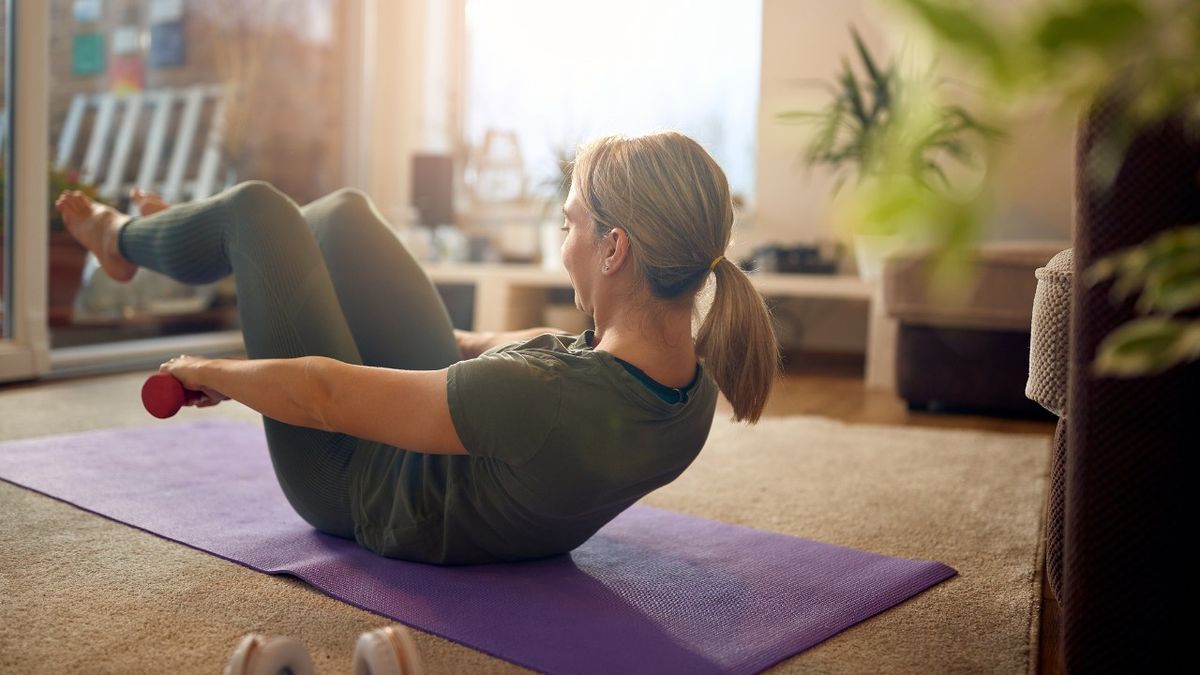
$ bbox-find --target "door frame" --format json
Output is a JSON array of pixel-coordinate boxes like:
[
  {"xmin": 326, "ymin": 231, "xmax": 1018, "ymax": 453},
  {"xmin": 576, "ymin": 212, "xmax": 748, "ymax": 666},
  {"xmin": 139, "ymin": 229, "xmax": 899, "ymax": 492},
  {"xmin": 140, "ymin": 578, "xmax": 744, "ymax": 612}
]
[{"xmin": 0, "ymin": 0, "xmax": 49, "ymax": 382}]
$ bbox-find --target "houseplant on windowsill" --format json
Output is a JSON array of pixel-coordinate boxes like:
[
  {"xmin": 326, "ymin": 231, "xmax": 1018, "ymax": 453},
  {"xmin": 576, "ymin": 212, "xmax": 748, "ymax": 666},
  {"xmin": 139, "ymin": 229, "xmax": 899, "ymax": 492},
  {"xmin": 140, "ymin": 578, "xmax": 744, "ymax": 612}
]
[
  {"xmin": 779, "ymin": 27, "xmax": 1001, "ymax": 281},
  {"xmin": 0, "ymin": 165, "xmax": 111, "ymax": 326},
  {"xmin": 536, "ymin": 143, "xmax": 576, "ymax": 270}
]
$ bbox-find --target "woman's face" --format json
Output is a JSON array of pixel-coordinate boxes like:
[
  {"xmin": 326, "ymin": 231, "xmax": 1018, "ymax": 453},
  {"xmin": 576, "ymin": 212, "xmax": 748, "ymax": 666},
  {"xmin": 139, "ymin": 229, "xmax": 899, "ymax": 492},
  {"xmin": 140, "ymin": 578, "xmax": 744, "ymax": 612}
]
[{"xmin": 561, "ymin": 183, "xmax": 602, "ymax": 316}]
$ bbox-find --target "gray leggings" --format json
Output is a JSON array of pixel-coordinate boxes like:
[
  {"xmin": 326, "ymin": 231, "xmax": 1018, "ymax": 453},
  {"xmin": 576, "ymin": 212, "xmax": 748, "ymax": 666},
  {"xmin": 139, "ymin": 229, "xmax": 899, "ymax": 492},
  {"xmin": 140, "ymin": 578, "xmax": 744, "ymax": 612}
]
[{"xmin": 118, "ymin": 181, "xmax": 462, "ymax": 538}]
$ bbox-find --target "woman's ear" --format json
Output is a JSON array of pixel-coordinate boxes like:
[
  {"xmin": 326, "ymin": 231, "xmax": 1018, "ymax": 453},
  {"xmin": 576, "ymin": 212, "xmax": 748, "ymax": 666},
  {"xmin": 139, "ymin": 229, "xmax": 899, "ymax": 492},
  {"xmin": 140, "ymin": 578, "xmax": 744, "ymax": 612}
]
[{"xmin": 604, "ymin": 228, "xmax": 632, "ymax": 272}]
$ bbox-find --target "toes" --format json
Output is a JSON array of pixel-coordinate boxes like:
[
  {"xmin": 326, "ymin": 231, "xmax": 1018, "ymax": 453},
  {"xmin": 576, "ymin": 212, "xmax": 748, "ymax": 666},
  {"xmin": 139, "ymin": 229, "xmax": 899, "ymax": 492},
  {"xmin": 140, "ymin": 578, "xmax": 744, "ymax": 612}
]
[{"xmin": 130, "ymin": 187, "xmax": 162, "ymax": 204}]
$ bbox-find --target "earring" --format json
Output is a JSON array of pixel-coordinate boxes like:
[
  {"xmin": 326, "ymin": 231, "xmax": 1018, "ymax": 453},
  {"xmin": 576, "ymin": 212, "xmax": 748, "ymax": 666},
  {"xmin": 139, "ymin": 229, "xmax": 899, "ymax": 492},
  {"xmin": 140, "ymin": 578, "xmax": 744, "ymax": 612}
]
[{"xmin": 603, "ymin": 263, "xmax": 609, "ymax": 272}]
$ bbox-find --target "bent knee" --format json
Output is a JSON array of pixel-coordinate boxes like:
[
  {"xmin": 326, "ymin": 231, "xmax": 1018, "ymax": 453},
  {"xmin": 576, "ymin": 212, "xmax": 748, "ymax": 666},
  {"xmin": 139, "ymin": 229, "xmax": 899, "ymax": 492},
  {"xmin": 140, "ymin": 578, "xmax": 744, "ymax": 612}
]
[
  {"xmin": 325, "ymin": 187, "xmax": 377, "ymax": 224},
  {"xmin": 311, "ymin": 188, "xmax": 386, "ymax": 243},
  {"xmin": 224, "ymin": 181, "xmax": 306, "ymax": 241},
  {"xmin": 227, "ymin": 180, "xmax": 290, "ymax": 209},
  {"xmin": 329, "ymin": 186, "xmax": 371, "ymax": 206}
]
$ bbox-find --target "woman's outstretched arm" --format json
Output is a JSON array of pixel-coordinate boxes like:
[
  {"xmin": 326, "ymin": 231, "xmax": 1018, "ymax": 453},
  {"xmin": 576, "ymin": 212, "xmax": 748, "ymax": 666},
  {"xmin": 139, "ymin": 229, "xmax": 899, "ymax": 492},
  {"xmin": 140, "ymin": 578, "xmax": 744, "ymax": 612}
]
[{"xmin": 162, "ymin": 356, "xmax": 469, "ymax": 455}]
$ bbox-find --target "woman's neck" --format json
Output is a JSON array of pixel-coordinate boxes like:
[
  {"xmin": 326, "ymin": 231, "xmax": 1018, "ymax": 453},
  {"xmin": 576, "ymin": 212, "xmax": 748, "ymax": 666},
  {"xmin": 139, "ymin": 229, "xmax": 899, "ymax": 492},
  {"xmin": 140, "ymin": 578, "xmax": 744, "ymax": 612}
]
[{"xmin": 592, "ymin": 304, "xmax": 697, "ymax": 388}]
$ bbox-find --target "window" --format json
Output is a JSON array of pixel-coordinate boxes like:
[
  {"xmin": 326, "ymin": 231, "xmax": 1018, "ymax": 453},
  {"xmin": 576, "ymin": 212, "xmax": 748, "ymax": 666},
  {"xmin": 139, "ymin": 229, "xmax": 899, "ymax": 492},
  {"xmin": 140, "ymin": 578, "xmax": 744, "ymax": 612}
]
[
  {"xmin": 44, "ymin": 0, "xmax": 347, "ymax": 349},
  {"xmin": 462, "ymin": 0, "xmax": 762, "ymax": 200}
]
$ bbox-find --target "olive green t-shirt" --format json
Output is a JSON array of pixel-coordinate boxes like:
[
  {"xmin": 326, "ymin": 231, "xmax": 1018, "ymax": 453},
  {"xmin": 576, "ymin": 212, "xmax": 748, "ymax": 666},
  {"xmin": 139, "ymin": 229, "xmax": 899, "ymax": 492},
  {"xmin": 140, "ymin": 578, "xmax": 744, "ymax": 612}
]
[{"xmin": 347, "ymin": 330, "xmax": 719, "ymax": 565}]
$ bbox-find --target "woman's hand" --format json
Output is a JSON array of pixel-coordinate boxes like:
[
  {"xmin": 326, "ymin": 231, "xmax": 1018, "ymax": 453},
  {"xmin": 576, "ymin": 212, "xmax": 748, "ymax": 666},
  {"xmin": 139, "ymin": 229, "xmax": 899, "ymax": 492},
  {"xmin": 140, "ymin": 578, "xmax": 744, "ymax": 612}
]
[
  {"xmin": 454, "ymin": 329, "xmax": 496, "ymax": 360},
  {"xmin": 454, "ymin": 327, "xmax": 565, "ymax": 359},
  {"xmin": 159, "ymin": 355, "xmax": 229, "ymax": 408}
]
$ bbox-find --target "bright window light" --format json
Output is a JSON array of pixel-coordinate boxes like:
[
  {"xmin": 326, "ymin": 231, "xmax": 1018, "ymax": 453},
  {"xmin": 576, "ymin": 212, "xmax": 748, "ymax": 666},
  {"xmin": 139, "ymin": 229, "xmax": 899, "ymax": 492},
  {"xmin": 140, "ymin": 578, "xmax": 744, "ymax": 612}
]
[{"xmin": 464, "ymin": 0, "xmax": 762, "ymax": 198}]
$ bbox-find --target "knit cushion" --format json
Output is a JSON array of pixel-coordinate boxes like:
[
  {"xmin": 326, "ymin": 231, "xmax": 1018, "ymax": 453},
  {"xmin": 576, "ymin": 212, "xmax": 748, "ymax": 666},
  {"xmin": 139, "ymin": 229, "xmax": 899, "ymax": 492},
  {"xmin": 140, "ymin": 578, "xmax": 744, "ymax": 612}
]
[{"xmin": 1026, "ymin": 249, "xmax": 1072, "ymax": 416}]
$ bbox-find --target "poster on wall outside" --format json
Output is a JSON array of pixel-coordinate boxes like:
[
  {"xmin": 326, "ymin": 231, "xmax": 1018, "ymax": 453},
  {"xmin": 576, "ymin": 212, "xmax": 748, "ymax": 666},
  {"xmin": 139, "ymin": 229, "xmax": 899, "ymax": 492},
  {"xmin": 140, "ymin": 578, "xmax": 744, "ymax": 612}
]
[
  {"xmin": 149, "ymin": 21, "xmax": 186, "ymax": 68},
  {"xmin": 112, "ymin": 25, "xmax": 141, "ymax": 55},
  {"xmin": 73, "ymin": 0, "xmax": 103, "ymax": 23},
  {"xmin": 72, "ymin": 33, "xmax": 106, "ymax": 76},
  {"xmin": 111, "ymin": 56, "xmax": 144, "ymax": 94},
  {"xmin": 148, "ymin": 0, "xmax": 184, "ymax": 23}
]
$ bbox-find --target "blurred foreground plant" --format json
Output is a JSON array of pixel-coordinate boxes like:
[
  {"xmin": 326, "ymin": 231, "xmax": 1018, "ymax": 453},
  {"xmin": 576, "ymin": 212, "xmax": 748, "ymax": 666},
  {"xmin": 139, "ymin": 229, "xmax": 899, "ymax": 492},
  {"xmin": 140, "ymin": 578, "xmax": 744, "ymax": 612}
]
[
  {"xmin": 888, "ymin": 0, "xmax": 1200, "ymax": 377},
  {"xmin": 1086, "ymin": 225, "xmax": 1200, "ymax": 375}
]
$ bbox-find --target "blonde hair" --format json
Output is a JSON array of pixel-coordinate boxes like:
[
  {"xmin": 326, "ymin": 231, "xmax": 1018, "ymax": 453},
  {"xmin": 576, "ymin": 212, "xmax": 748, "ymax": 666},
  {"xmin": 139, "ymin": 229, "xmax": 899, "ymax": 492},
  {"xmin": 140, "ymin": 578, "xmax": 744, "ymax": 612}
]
[{"xmin": 572, "ymin": 131, "xmax": 780, "ymax": 423}]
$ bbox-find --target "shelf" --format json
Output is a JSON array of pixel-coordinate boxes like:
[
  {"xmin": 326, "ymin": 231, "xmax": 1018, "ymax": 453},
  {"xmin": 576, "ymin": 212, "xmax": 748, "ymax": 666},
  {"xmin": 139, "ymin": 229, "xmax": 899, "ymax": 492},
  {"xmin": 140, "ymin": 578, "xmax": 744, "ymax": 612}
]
[{"xmin": 421, "ymin": 262, "xmax": 895, "ymax": 391}]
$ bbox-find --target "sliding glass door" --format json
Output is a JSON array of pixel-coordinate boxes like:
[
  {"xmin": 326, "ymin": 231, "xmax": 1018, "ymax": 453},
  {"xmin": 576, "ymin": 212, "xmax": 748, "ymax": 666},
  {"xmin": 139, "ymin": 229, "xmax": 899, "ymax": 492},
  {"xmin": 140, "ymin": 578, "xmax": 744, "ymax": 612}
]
[
  {"xmin": 50, "ymin": 1, "xmax": 350, "ymax": 365},
  {"xmin": 0, "ymin": 0, "xmax": 50, "ymax": 382},
  {"xmin": 1, "ymin": 1, "xmax": 7, "ymax": 346},
  {"xmin": 2, "ymin": 0, "xmax": 359, "ymax": 382}
]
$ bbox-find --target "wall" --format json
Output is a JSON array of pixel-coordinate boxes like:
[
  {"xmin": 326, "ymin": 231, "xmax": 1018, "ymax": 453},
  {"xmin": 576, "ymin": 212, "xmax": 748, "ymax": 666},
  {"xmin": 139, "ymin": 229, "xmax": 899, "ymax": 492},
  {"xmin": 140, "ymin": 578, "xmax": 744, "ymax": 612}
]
[
  {"xmin": 748, "ymin": 0, "xmax": 1075, "ymax": 353},
  {"xmin": 359, "ymin": 0, "xmax": 430, "ymax": 225}
]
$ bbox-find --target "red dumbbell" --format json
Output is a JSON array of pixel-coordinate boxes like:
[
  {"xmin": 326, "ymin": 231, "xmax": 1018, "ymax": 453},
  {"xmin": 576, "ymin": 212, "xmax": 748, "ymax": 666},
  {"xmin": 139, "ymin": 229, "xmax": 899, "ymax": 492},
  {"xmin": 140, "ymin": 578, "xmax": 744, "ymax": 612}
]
[{"xmin": 141, "ymin": 372, "xmax": 203, "ymax": 419}]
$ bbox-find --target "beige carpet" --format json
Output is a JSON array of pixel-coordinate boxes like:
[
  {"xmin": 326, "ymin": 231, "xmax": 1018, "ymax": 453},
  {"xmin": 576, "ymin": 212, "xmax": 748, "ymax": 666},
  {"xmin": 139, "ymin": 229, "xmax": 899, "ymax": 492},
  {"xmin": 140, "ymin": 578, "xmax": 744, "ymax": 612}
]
[{"xmin": 0, "ymin": 372, "xmax": 1050, "ymax": 674}]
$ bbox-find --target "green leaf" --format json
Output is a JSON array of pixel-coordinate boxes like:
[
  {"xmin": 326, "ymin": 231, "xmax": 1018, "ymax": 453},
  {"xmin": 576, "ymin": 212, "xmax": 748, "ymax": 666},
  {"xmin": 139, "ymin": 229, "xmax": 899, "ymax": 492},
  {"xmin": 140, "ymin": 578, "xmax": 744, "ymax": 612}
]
[
  {"xmin": 1086, "ymin": 246, "xmax": 1148, "ymax": 298},
  {"xmin": 1086, "ymin": 225, "xmax": 1200, "ymax": 313},
  {"xmin": 892, "ymin": 0, "xmax": 1011, "ymax": 81},
  {"xmin": 1085, "ymin": 254, "xmax": 1122, "ymax": 284},
  {"xmin": 923, "ymin": 161, "xmax": 951, "ymax": 188},
  {"xmin": 776, "ymin": 111, "xmax": 828, "ymax": 121},
  {"xmin": 850, "ymin": 26, "xmax": 895, "ymax": 125},
  {"xmin": 840, "ymin": 59, "xmax": 870, "ymax": 127},
  {"xmin": 941, "ymin": 105, "xmax": 1006, "ymax": 139},
  {"xmin": 851, "ymin": 26, "xmax": 885, "ymax": 85},
  {"xmin": 876, "ymin": 64, "xmax": 895, "ymax": 112},
  {"xmin": 1140, "ymin": 256, "xmax": 1200, "ymax": 314},
  {"xmin": 1093, "ymin": 317, "xmax": 1187, "ymax": 376},
  {"xmin": 940, "ymin": 136, "xmax": 972, "ymax": 157},
  {"xmin": 1033, "ymin": 0, "xmax": 1147, "ymax": 55},
  {"xmin": 1148, "ymin": 279, "xmax": 1200, "ymax": 314}
]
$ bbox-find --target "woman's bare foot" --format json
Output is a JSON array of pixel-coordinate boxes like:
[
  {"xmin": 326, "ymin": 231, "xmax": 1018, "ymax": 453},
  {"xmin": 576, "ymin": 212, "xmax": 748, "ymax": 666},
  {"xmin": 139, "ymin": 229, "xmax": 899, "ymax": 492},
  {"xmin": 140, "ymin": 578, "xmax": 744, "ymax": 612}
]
[
  {"xmin": 54, "ymin": 190, "xmax": 138, "ymax": 282},
  {"xmin": 130, "ymin": 187, "xmax": 169, "ymax": 216}
]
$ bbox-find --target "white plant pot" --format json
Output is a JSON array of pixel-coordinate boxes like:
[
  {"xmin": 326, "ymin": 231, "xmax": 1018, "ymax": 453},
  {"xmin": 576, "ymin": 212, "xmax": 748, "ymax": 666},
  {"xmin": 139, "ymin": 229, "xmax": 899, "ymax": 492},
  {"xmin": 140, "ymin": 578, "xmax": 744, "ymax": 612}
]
[{"xmin": 853, "ymin": 233, "xmax": 908, "ymax": 282}]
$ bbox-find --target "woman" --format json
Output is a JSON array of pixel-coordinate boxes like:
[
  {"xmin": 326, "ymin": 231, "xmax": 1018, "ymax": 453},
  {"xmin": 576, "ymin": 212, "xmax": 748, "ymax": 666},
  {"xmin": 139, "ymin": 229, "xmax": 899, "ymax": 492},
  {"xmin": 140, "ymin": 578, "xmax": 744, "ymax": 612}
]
[{"xmin": 55, "ymin": 131, "xmax": 780, "ymax": 565}]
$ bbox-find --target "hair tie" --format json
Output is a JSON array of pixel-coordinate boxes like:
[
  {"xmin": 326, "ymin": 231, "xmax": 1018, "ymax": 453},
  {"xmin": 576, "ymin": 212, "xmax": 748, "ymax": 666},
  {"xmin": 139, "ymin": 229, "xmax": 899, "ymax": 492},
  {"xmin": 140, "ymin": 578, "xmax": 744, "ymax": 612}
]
[{"xmin": 708, "ymin": 255, "xmax": 724, "ymax": 273}]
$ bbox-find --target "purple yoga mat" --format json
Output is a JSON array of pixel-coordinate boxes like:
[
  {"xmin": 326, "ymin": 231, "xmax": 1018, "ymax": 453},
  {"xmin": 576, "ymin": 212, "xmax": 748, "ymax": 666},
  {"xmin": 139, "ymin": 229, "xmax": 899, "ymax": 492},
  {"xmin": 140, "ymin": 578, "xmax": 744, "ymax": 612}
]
[{"xmin": 1, "ymin": 421, "xmax": 955, "ymax": 674}]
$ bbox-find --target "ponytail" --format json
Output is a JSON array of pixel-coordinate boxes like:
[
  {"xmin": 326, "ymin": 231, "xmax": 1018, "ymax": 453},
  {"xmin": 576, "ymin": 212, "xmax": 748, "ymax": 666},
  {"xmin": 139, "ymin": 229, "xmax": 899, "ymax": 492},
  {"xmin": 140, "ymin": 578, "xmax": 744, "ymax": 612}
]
[
  {"xmin": 574, "ymin": 131, "xmax": 782, "ymax": 422},
  {"xmin": 695, "ymin": 258, "xmax": 781, "ymax": 423}
]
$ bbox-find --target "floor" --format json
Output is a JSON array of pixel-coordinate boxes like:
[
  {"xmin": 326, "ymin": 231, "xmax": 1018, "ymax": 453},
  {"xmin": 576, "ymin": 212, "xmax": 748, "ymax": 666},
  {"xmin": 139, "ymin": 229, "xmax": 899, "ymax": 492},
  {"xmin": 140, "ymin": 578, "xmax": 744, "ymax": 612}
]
[
  {"xmin": 749, "ymin": 352, "xmax": 1061, "ymax": 674},
  {"xmin": 748, "ymin": 352, "xmax": 1054, "ymax": 435},
  {"xmin": 1, "ymin": 348, "xmax": 1062, "ymax": 673}
]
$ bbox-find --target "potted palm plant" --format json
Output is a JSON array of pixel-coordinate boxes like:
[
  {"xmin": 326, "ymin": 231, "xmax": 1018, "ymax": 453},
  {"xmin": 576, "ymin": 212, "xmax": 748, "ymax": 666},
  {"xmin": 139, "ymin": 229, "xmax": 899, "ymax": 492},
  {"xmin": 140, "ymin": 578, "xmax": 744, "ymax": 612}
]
[
  {"xmin": 780, "ymin": 27, "xmax": 999, "ymax": 280},
  {"xmin": 537, "ymin": 143, "xmax": 576, "ymax": 270}
]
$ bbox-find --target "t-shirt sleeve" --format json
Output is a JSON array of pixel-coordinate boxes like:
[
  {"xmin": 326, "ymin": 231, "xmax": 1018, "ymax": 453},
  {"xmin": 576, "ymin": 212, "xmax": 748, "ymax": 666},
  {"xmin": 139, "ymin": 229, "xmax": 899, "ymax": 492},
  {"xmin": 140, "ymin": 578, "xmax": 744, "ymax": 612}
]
[{"xmin": 446, "ymin": 352, "xmax": 563, "ymax": 464}]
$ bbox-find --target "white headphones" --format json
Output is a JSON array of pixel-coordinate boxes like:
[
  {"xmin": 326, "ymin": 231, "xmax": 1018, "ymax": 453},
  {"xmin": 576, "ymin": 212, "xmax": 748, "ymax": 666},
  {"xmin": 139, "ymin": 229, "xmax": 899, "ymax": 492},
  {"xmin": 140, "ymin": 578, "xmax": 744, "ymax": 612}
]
[{"xmin": 224, "ymin": 625, "xmax": 423, "ymax": 675}]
